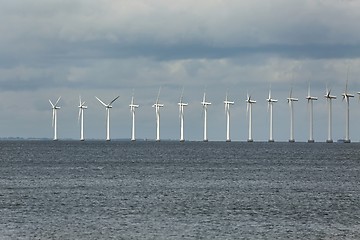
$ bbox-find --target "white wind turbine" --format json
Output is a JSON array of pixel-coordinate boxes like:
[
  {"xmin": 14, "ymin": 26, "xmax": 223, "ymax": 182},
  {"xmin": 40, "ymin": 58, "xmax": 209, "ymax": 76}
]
[
  {"xmin": 178, "ymin": 89, "xmax": 188, "ymax": 142},
  {"xmin": 78, "ymin": 96, "xmax": 87, "ymax": 141},
  {"xmin": 266, "ymin": 88, "xmax": 277, "ymax": 142},
  {"xmin": 152, "ymin": 88, "xmax": 164, "ymax": 142},
  {"xmin": 306, "ymin": 84, "xmax": 318, "ymax": 143},
  {"xmin": 324, "ymin": 86, "xmax": 336, "ymax": 143},
  {"xmin": 201, "ymin": 92, "xmax": 211, "ymax": 142},
  {"xmin": 224, "ymin": 93, "xmax": 234, "ymax": 142},
  {"xmin": 342, "ymin": 70, "xmax": 354, "ymax": 143},
  {"xmin": 49, "ymin": 97, "xmax": 61, "ymax": 141},
  {"xmin": 129, "ymin": 95, "xmax": 139, "ymax": 142},
  {"xmin": 95, "ymin": 96, "xmax": 120, "ymax": 141},
  {"xmin": 246, "ymin": 93, "xmax": 256, "ymax": 142},
  {"xmin": 287, "ymin": 88, "xmax": 298, "ymax": 142}
]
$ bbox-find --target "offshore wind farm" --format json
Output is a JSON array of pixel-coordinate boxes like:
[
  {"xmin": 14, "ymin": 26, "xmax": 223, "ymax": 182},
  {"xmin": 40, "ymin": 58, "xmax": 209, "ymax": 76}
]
[
  {"xmin": 3, "ymin": 1, "xmax": 360, "ymax": 239},
  {"xmin": 46, "ymin": 81, "xmax": 360, "ymax": 143}
]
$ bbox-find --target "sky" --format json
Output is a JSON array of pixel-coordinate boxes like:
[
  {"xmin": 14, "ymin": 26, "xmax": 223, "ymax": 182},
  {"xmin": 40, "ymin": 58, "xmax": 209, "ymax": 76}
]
[{"xmin": 1, "ymin": 0, "xmax": 360, "ymax": 141}]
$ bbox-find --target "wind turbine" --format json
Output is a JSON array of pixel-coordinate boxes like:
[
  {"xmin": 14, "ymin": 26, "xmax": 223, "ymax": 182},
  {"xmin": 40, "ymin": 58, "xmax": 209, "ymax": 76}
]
[
  {"xmin": 246, "ymin": 93, "xmax": 256, "ymax": 142},
  {"xmin": 342, "ymin": 69, "xmax": 354, "ymax": 143},
  {"xmin": 324, "ymin": 86, "xmax": 336, "ymax": 143},
  {"xmin": 95, "ymin": 95, "xmax": 119, "ymax": 141},
  {"xmin": 201, "ymin": 92, "xmax": 211, "ymax": 142},
  {"xmin": 287, "ymin": 88, "xmax": 298, "ymax": 142},
  {"xmin": 49, "ymin": 96, "xmax": 61, "ymax": 141},
  {"xmin": 266, "ymin": 88, "xmax": 277, "ymax": 142},
  {"xmin": 78, "ymin": 96, "xmax": 87, "ymax": 141},
  {"xmin": 152, "ymin": 88, "xmax": 164, "ymax": 142},
  {"xmin": 178, "ymin": 88, "xmax": 188, "ymax": 142},
  {"xmin": 224, "ymin": 93, "xmax": 234, "ymax": 142},
  {"xmin": 306, "ymin": 84, "xmax": 318, "ymax": 143},
  {"xmin": 129, "ymin": 95, "xmax": 139, "ymax": 142}
]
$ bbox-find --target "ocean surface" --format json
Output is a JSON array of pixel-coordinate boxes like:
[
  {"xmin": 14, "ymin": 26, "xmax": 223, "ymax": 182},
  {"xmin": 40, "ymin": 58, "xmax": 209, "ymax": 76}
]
[{"xmin": 0, "ymin": 141, "xmax": 360, "ymax": 239}]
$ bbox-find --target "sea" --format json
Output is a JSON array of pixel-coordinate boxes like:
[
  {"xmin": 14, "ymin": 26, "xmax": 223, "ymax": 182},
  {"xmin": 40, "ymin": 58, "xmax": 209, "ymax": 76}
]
[{"xmin": 0, "ymin": 140, "xmax": 359, "ymax": 239}]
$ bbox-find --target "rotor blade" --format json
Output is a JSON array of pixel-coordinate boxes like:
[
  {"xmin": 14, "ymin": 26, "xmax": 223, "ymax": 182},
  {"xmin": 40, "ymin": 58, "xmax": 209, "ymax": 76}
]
[
  {"xmin": 95, "ymin": 96, "xmax": 107, "ymax": 107},
  {"xmin": 79, "ymin": 95, "xmax": 82, "ymax": 106},
  {"xmin": 325, "ymin": 83, "xmax": 329, "ymax": 96},
  {"xmin": 267, "ymin": 102, "xmax": 270, "ymax": 112},
  {"xmin": 156, "ymin": 87, "xmax": 161, "ymax": 104},
  {"xmin": 78, "ymin": 108, "xmax": 81, "ymax": 123},
  {"xmin": 49, "ymin": 99, "xmax": 54, "ymax": 108},
  {"xmin": 307, "ymin": 98, "xmax": 310, "ymax": 112},
  {"xmin": 308, "ymin": 83, "xmax": 310, "ymax": 97},
  {"xmin": 202, "ymin": 92, "xmax": 206, "ymax": 103},
  {"xmin": 110, "ymin": 96, "xmax": 120, "ymax": 105},
  {"xmin": 345, "ymin": 66, "xmax": 349, "ymax": 93},
  {"xmin": 54, "ymin": 96, "xmax": 61, "ymax": 107},
  {"xmin": 52, "ymin": 109, "xmax": 55, "ymax": 127},
  {"xmin": 180, "ymin": 87, "xmax": 184, "ymax": 103}
]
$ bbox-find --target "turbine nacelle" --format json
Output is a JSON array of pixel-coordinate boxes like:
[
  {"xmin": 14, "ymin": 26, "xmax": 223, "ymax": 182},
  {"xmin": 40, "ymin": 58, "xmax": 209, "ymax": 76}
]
[
  {"xmin": 49, "ymin": 96, "xmax": 61, "ymax": 109},
  {"xmin": 78, "ymin": 101, "xmax": 87, "ymax": 109},
  {"xmin": 246, "ymin": 93, "xmax": 256, "ymax": 104},
  {"xmin": 246, "ymin": 99, "xmax": 256, "ymax": 104},
  {"xmin": 324, "ymin": 90, "xmax": 336, "ymax": 99},
  {"xmin": 342, "ymin": 93, "xmax": 354, "ymax": 98},
  {"xmin": 152, "ymin": 103, "xmax": 164, "ymax": 108},
  {"xmin": 342, "ymin": 93, "xmax": 354, "ymax": 102},
  {"xmin": 224, "ymin": 100, "xmax": 234, "ymax": 105},
  {"xmin": 306, "ymin": 96, "xmax": 318, "ymax": 101},
  {"xmin": 267, "ymin": 88, "xmax": 277, "ymax": 103},
  {"xmin": 287, "ymin": 97, "xmax": 299, "ymax": 102},
  {"xmin": 178, "ymin": 102, "xmax": 188, "ymax": 106},
  {"xmin": 267, "ymin": 98, "xmax": 278, "ymax": 103},
  {"xmin": 95, "ymin": 96, "xmax": 119, "ymax": 109}
]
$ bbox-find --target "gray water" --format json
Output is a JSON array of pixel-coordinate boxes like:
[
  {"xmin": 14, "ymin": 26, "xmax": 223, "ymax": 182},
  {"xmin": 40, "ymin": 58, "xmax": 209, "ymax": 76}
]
[{"xmin": 0, "ymin": 141, "xmax": 360, "ymax": 239}]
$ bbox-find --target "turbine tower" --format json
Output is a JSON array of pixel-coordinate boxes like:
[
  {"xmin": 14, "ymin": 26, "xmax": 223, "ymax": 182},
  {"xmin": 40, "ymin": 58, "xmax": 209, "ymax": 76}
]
[
  {"xmin": 224, "ymin": 93, "xmax": 234, "ymax": 142},
  {"xmin": 324, "ymin": 86, "xmax": 336, "ymax": 143},
  {"xmin": 78, "ymin": 96, "xmax": 87, "ymax": 141},
  {"xmin": 178, "ymin": 89, "xmax": 188, "ymax": 142},
  {"xmin": 246, "ymin": 93, "xmax": 256, "ymax": 142},
  {"xmin": 342, "ymin": 71, "xmax": 354, "ymax": 143},
  {"xmin": 266, "ymin": 88, "xmax": 277, "ymax": 142},
  {"xmin": 129, "ymin": 95, "xmax": 139, "ymax": 142},
  {"xmin": 201, "ymin": 92, "xmax": 211, "ymax": 142},
  {"xmin": 49, "ymin": 96, "xmax": 61, "ymax": 141},
  {"xmin": 287, "ymin": 88, "xmax": 298, "ymax": 143},
  {"xmin": 95, "ymin": 96, "xmax": 119, "ymax": 141},
  {"xmin": 152, "ymin": 88, "xmax": 164, "ymax": 142},
  {"xmin": 306, "ymin": 84, "xmax": 318, "ymax": 143}
]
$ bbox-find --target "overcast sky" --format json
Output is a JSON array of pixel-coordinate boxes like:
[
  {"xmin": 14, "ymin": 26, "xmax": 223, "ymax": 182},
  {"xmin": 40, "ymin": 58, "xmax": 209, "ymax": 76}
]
[{"xmin": 1, "ymin": 0, "xmax": 360, "ymax": 141}]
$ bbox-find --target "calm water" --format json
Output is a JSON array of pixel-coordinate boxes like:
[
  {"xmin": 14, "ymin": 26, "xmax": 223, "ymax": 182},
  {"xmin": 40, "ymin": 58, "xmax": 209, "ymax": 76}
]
[{"xmin": 0, "ymin": 141, "xmax": 360, "ymax": 239}]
